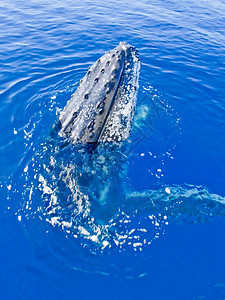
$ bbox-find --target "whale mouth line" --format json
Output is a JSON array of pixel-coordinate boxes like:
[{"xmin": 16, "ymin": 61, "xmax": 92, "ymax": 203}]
[
  {"xmin": 58, "ymin": 42, "xmax": 140, "ymax": 145},
  {"xmin": 96, "ymin": 51, "xmax": 126, "ymax": 144}
]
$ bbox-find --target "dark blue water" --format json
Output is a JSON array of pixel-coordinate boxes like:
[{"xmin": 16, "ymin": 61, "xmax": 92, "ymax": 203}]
[{"xmin": 1, "ymin": 0, "xmax": 225, "ymax": 299}]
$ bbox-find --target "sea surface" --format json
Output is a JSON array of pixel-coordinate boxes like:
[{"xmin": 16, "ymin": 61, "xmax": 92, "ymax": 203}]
[{"xmin": 0, "ymin": 0, "xmax": 225, "ymax": 299}]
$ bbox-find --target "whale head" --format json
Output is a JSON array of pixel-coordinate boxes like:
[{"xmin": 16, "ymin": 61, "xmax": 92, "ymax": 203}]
[{"xmin": 58, "ymin": 42, "xmax": 140, "ymax": 144}]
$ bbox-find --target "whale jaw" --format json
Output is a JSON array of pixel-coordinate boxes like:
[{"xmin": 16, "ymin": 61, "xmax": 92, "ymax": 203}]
[{"xmin": 59, "ymin": 42, "xmax": 140, "ymax": 144}]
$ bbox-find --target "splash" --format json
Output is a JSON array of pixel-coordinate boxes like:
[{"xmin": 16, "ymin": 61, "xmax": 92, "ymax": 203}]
[{"xmin": 4, "ymin": 84, "xmax": 225, "ymax": 276}]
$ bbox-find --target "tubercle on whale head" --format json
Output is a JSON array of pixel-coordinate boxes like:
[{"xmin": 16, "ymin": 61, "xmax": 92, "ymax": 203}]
[
  {"xmin": 119, "ymin": 41, "xmax": 140, "ymax": 60},
  {"xmin": 117, "ymin": 42, "xmax": 140, "ymax": 64},
  {"xmin": 58, "ymin": 42, "xmax": 140, "ymax": 145}
]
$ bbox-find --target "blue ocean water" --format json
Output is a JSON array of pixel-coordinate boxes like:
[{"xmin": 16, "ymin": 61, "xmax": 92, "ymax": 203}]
[{"xmin": 1, "ymin": 0, "xmax": 225, "ymax": 299}]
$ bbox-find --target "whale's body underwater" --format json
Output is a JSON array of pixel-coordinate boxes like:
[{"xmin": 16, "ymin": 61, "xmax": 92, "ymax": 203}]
[
  {"xmin": 39, "ymin": 42, "xmax": 223, "ymax": 252},
  {"xmin": 58, "ymin": 42, "xmax": 140, "ymax": 144}
]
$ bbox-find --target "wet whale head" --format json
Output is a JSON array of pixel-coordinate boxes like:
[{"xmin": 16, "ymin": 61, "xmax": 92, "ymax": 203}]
[{"xmin": 58, "ymin": 42, "xmax": 140, "ymax": 144}]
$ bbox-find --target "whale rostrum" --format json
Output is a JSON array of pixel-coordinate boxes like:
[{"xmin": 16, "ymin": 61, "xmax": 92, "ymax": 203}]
[{"xmin": 59, "ymin": 42, "xmax": 140, "ymax": 144}]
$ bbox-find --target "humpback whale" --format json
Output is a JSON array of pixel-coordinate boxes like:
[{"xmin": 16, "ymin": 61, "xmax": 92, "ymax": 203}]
[{"xmin": 59, "ymin": 42, "xmax": 140, "ymax": 144}]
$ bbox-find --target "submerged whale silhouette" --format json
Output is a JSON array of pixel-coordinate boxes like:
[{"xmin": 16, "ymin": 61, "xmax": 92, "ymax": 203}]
[{"xmin": 59, "ymin": 42, "xmax": 140, "ymax": 144}]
